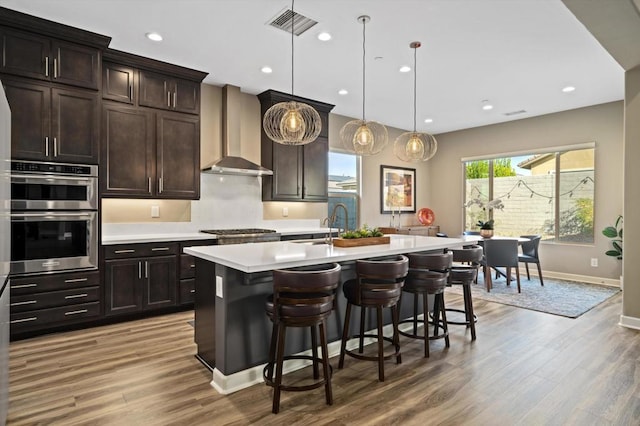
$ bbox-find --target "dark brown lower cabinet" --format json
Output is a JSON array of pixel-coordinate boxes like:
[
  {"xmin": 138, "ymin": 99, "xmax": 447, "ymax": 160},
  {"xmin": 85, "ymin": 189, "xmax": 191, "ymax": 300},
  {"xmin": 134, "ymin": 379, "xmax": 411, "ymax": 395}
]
[{"xmin": 104, "ymin": 242, "xmax": 179, "ymax": 317}]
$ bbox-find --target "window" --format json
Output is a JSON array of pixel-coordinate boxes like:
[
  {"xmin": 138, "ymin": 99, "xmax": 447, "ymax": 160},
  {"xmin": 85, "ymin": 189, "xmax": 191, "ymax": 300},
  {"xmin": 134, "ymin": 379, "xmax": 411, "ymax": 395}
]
[
  {"xmin": 328, "ymin": 152, "xmax": 358, "ymax": 231},
  {"xmin": 464, "ymin": 146, "xmax": 594, "ymax": 242}
]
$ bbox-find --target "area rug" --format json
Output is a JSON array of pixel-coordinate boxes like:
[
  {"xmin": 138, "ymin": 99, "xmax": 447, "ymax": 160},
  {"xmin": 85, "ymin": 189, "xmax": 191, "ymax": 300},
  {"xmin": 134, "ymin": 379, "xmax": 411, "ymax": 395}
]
[{"xmin": 447, "ymin": 273, "xmax": 620, "ymax": 318}]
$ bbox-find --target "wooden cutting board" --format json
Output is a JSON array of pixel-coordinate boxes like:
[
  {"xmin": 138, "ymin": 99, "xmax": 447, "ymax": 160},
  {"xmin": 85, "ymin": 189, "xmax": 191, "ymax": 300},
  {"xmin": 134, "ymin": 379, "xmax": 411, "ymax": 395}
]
[{"xmin": 332, "ymin": 236, "xmax": 391, "ymax": 247}]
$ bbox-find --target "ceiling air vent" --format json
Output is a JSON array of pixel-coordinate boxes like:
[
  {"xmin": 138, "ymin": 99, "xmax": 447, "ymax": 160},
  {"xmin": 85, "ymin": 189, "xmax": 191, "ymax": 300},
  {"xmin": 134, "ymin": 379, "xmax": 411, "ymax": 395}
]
[
  {"xmin": 504, "ymin": 110, "xmax": 527, "ymax": 116},
  {"xmin": 268, "ymin": 8, "xmax": 318, "ymax": 36}
]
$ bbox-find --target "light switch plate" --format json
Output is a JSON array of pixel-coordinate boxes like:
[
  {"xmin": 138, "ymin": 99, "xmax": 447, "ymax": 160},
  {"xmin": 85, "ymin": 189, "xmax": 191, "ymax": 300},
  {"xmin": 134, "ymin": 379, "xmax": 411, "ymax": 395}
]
[
  {"xmin": 216, "ymin": 276, "xmax": 223, "ymax": 298},
  {"xmin": 151, "ymin": 205, "xmax": 160, "ymax": 218}
]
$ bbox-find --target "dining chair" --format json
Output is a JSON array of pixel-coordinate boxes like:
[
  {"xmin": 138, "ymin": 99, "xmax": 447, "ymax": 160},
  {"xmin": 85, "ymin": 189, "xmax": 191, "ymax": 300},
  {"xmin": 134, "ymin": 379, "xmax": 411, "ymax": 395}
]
[
  {"xmin": 518, "ymin": 235, "xmax": 544, "ymax": 286},
  {"xmin": 482, "ymin": 239, "xmax": 521, "ymax": 292}
]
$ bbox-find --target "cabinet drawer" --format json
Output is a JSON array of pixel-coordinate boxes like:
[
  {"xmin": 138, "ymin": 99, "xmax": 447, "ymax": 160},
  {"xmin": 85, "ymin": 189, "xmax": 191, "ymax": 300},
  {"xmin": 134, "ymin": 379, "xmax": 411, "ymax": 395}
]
[
  {"xmin": 10, "ymin": 286, "xmax": 100, "ymax": 313},
  {"xmin": 10, "ymin": 270, "xmax": 100, "ymax": 295},
  {"xmin": 179, "ymin": 278, "xmax": 195, "ymax": 305},
  {"xmin": 104, "ymin": 242, "xmax": 179, "ymax": 259},
  {"xmin": 180, "ymin": 254, "xmax": 196, "ymax": 279},
  {"xmin": 10, "ymin": 301, "xmax": 101, "ymax": 333}
]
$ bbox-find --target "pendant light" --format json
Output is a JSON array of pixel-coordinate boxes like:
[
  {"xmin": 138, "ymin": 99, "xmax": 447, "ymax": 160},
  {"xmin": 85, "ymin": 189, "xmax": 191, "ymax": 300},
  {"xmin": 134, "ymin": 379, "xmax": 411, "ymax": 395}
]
[
  {"xmin": 340, "ymin": 15, "xmax": 388, "ymax": 156},
  {"xmin": 393, "ymin": 41, "xmax": 437, "ymax": 162},
  {"xmin": 263, "ymin": 0, "xmax": 322, "ymax": 146}
]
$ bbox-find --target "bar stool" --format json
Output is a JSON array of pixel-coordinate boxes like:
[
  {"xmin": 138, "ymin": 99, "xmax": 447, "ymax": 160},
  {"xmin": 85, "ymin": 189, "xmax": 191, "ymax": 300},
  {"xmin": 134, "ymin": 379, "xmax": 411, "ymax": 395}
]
[
  {"xmin": 263, "ymin": 263, "xmax": 341, "ymax": 414},
  {"xmin": 447, "ymin": 245, "xmax": 483, "ymax": 341},
  {"xmin": 399, "ymin": 251, "xmax": 452, "ymax": 357},
  {"xmin": 338, "ymin": 255, "xmax": 408, "ymax": 382}
]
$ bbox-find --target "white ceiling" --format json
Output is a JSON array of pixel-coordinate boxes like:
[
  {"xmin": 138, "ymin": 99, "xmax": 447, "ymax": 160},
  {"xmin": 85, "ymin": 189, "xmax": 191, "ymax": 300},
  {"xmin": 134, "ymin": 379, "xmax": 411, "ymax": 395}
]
[{"xmin": 0, "ymin": 0, "xmax": 624, "ymax": 135}]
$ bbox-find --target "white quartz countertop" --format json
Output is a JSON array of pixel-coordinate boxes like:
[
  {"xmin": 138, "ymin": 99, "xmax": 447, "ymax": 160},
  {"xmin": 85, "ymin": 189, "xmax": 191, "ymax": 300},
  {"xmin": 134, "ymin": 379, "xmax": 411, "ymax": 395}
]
[
  {"xmin": 101, "ymin": 227, "xmax": 331, "ymax": 245},
  {"xmin": 184, "ymin": 234, "xmax": 467, "ymax": 273}
]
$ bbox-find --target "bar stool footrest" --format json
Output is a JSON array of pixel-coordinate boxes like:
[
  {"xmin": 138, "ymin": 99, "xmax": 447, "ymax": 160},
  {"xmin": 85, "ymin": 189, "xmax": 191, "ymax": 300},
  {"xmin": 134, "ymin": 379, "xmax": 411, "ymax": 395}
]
[
  {"xmin": 398, "ymin": 318, "xmax": 448, "ymax": 341},
  {"xmin": 263, "ymin": 354, "xmax": 333, "ymax": 391},
  {"xmin": 343, "ymin": 333, "xmax": 400, "ymax": 362}
]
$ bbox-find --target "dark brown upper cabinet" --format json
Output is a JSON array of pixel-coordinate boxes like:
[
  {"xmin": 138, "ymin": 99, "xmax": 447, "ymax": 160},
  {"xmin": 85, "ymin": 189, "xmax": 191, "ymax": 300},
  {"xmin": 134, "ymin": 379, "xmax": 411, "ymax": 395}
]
[
  {"xmin": 139, "ymin": 69, "xmax": 200, "ymax": 115},
  {"xmin": 102, "ymin": 62, "xmax": 136, "ymax": 104},
  {"xmin": 258, "ymin": 90, "xmax": 334, "ymax": 202},
  {"xmin": 0, "ymin": 28, "xmax": 101, "ymax": 90},
  {"xmin": 3, "ymin": 77, "xmax": 99, "ymax": 163}
]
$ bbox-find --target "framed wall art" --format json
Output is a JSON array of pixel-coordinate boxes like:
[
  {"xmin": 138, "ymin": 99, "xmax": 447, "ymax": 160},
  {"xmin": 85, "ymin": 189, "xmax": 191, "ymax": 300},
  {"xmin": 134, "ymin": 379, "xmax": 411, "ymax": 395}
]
[{"xmin": 380, "ymin": 165, "xmax": 416, "ymax": 214}]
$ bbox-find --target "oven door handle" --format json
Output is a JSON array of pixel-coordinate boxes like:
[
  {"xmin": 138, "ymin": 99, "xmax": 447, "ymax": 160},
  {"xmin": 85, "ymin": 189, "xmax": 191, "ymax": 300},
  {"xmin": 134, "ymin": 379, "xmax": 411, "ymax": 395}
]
[
  {"xmin": 11, "ymin": 174, "xmax": 93, "ymax": 183},
  {"xmin": 10, "ymin": 212, "xmax": 94, "ymax": 219}
]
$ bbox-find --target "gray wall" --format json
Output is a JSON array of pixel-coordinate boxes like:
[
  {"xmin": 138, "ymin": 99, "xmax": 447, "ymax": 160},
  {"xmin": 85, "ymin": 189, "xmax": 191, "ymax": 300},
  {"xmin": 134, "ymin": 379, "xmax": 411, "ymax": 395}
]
[{"xmin": 429, "ymin": 101, "xmax": 624, "ymax": 281}]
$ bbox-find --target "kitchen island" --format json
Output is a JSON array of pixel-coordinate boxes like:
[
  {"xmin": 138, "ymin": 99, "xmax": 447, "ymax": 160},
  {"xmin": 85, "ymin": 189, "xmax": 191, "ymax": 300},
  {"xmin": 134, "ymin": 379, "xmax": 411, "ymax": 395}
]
[{"xmin": 185, "ymin": 234, "xmax": 467, "ymax": 394}]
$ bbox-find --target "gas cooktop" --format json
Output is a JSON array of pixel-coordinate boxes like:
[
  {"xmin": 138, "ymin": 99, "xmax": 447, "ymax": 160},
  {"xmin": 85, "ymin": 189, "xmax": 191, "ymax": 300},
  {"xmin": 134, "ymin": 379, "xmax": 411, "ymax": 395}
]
[{"xmin": 200, "ymin": 228, "xmax": 277, "ymax": 236}]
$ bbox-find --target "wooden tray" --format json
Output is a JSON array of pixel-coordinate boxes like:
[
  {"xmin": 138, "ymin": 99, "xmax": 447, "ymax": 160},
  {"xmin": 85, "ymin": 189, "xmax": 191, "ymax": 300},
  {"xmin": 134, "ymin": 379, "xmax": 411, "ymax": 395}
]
[{"xmin": 332, "ymin": 236, "xmax": 391, "ymax": 247}]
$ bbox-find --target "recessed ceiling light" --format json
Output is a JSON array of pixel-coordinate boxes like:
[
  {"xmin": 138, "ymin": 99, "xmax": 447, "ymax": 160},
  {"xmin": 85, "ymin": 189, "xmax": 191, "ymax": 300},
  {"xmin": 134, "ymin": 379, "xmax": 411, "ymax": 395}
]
[
  {"xmin": 562, "ymin": 86, "xmax": 576, "ymax": 93},
  {"xmin": 424, "ymin": 118, "xmax": 433, "ymax": 123},
  {"xmin": 145, "ymin": 32, "xmax": 163, "ymax": 42},
  {"xmin": 399, "ymin": 66, "xmax": 411, "ymax": 73},
  {"xmin": 338, "ymin": 89, "xmax": 348, "ymax": 95},
  {"xmin": 318, "ymin": 32, "xmax": 332, "ymax": 41},
  {"xmin": 261, "ymin": 66, "xmax": 273, "ymax": 74},
  {"xmin": 481, "ymin": 100, "xmax": 493, "ymax": 111}
]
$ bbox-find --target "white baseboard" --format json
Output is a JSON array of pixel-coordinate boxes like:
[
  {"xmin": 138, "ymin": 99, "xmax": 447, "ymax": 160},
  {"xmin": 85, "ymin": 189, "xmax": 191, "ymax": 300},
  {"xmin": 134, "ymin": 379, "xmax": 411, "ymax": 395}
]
[
  {"xmin": 517, "ymin": 268, "xmax": 621, "ymax": 288},
  {"xmin": 619, "ymin": 315, "xmax": 640, "ymax": 330},
  {"xmin": 210, "ymin": 320, "xmax": 417, "ymax": 394}
]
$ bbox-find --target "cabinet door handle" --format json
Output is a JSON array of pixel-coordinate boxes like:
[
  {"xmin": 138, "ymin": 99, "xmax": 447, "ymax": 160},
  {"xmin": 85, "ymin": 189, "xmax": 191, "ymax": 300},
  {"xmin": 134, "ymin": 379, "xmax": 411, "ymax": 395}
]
[
  {"xmin": 138, "ymin": 261, "xmax": 142, "ymax": 279},
  {"xmin": 10, "ymin": 300, "xmax": 37, "ymax": 307},
  {"xmin": 159, "ymin": 177, "xmax": 163, "ymax": 193},
  {"xmin": 53, "ymin": 58, "xmax": 58, "ymax": 78},
  {"xmin": 45, "ymin": 137, "xmax": 49, "ymax": 157},
  {"xmin": 129, "ymin": 84, "xmax": 133, "ymax": 101},
  {"xmin": 11, "ymin": 317, "xmax": 37, "ymax": 324},
  {"xmin": 65, "ymin": 277, "xmax": 89, "ymax": 283},
  {"xmin": 145, "ymin": 261, "xmax": 148, "ymax": 279},
  {"xmin": 45, "ymin": 56, "xmax": 49, "ymax": 77},
  {"xmin": 167, "ymin": 91, "xmax": 171, "ymax": 107},
  {"xmin": 64, "ymin": 309, "xmax": 88, "ymax": 316},
  {"xmin": 151, "ymin": 247, "xmax": 170, "ymax": 251},
  {"xmin": 11, "ymin": 283, "xmax": 37, "ymax": 289},
  {"xmin": 148, "ymin": 177, "xmax": 152, "ymax": 194},
  {"xmin": 53, "ymin": 137, "xmax": 58, "ymax": 157},
  {"xmin": 173, "ymin": 91, "xmax": 176, "ymax": 108},
  {"xmin": 114, "ymin": 249, "xmax": 135, "ymax": 254},
  {"xmin": 190, "ymin": 289, "xmax": 195, "ymax": 293},
  {"xmin": 65, "ymin": 293, "xmax": 88, "ymax": 299},
  {"xmin": 190, "ymin": 264, "xmax": 195, "ymax": 268}
]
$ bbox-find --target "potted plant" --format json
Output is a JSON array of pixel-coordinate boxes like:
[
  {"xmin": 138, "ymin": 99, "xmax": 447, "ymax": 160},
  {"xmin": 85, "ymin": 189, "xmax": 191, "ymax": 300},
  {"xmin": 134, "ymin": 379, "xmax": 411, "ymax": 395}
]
[
  {"xmin": 477, "ymin": 219, "xmax": 495, "ymax": 238},
  {"xmin": 602, "ymin": 215, "xmax": 623, "ymax": 259},
  {"xmin": 466, "ymin": 198, "xmax": 504, "ymax": 237}
]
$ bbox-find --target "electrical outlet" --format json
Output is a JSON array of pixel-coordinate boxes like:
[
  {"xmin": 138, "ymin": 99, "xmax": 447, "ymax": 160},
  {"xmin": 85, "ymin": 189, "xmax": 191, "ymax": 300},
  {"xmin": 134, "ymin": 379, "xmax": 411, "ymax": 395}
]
[
  {"xmin": 282, "ymin": 207, "xmax": 289, "ymax": 217},
  {"xmin": 216, "ymin": 276, "xmax": 223, "ymax": 298},
  {"xmin": 591, "ymin": 258, "xmax": 598, "ymax": 267},
  {"xmin": 151, "ymin": 205, "xmax": 160, "ymax": 218}
]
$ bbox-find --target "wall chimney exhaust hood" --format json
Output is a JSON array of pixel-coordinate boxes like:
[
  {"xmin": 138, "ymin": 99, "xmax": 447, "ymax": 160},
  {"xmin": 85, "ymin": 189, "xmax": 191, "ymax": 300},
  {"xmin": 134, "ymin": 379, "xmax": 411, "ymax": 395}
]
[{"xmin": 202, "ymin": 85, "xmax": 273, "ymax": 176}]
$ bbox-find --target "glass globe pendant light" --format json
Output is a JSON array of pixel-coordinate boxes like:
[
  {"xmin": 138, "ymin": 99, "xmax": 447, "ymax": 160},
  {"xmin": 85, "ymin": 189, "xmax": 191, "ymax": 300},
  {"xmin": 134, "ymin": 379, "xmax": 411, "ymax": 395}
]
[
  {"xmin": 263, "ymin": 0, "xmax": 322, "ymax": 145},
  {"xmin": 393, "ymin": 41, "xmax": 437, "ymax": 162},
  {"xmin": 340, "ymin": 15, "xmax": 388, "ymax": 156}
]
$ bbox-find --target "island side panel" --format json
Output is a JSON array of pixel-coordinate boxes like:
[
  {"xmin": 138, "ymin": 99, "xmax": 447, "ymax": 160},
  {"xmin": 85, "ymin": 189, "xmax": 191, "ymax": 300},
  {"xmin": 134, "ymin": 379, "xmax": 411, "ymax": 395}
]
[{"xmin": 194, "ymin": 258, "xmax": 217, "ymax": 370}]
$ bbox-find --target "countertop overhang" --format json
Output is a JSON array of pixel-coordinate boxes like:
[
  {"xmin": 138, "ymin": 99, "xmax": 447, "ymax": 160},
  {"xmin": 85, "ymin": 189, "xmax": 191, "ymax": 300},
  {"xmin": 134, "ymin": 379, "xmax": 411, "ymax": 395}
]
[{"xmin": 184, "ymin": 234, "xmax": 467, "ymax": 273}]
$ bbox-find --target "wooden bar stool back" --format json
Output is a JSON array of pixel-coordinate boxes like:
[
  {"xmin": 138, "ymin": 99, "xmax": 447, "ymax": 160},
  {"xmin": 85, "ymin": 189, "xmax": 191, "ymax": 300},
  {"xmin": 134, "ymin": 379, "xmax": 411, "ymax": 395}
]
[
  {"xmin": 338, "ymin": 255, "xmax": 408, "ymax": 382},
  {"xmin": 400, "ymin": 251, "xmax": 452, "ymax": 357},
  {"xmin": 263, "ymin": 262, "xmax": 341, "ymax": 414}
]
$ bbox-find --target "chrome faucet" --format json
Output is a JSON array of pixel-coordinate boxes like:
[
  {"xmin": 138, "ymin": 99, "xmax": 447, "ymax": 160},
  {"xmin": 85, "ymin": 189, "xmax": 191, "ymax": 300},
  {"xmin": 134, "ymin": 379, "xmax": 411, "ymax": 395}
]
[
  {"xmin": 322, "ymin": 203, "xmax": 349, "ymax": 245},
  {"xmin": 329, "ymin": 203, "xmax": 349, "ymax": 236}
]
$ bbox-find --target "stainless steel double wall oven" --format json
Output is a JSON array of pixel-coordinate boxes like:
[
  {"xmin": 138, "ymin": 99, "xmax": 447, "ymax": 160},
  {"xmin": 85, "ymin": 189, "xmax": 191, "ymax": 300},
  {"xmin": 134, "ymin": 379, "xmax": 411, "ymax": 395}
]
[{"xmin": 10, "ymin": 160, "xmax": 98, "ymax": 275}]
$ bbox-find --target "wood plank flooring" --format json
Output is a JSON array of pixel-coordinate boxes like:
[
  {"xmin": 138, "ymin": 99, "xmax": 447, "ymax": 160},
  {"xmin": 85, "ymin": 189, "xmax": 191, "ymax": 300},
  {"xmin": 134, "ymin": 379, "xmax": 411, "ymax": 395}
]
[{"xmin": 8, "ymin": 291, "xmax": 639, "ymax": 425}]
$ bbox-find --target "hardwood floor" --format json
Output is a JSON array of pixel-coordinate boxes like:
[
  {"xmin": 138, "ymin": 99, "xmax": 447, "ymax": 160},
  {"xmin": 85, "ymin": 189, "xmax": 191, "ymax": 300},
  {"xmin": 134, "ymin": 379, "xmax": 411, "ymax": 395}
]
[{"xmin": 8, "ymin": 291, "xmax": 639, "ymax": 425}]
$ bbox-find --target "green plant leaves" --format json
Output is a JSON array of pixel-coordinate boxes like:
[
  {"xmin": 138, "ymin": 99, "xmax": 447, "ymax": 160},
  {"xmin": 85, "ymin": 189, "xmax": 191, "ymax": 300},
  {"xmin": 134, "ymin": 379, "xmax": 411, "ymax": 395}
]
[{"xmin": 602, "ymin": 226, "xmax": 618, "ymax": 238}]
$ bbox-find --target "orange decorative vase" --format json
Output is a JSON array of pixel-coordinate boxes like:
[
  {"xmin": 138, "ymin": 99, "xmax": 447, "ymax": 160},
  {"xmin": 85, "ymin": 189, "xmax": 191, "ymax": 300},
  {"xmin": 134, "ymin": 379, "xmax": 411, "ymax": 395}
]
[{"xmin": 480, "ymin": 229, "xmax": 494, "ymax": 238}]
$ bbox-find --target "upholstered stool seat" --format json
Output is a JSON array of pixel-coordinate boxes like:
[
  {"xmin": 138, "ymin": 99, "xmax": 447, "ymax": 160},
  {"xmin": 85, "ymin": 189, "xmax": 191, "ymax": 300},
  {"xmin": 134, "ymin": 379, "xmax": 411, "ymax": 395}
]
[
  {"xmin": 263, "ymin": 263, "xmax": 341, "ymax": 414},
  {"xmin": 338, "ymin": 255, "xmax": 408, "ymax": 382},
  {"xmin": 399, "ymin": 251, "xmax": 452, "ymax": 357}
]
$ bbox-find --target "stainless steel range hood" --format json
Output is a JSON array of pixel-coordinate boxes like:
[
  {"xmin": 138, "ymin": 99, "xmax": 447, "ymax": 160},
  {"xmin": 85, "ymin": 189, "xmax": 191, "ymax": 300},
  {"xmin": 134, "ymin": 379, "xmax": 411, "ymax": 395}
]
[{"xmin": 201, "ymin": 84, "xmax": 273, "ymax": 176}]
